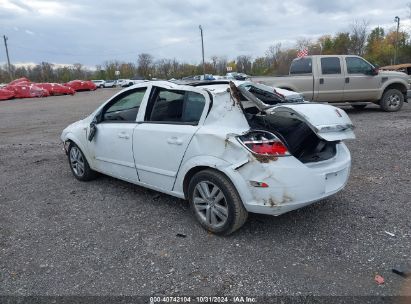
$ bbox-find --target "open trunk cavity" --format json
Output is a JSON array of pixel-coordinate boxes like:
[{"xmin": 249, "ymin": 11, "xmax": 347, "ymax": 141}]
[
  {"xmin": 230, "ymin": 82, "xmax": 353, "ymax": 164},
  {"xmin": 245, "ymin": 110, "xmax": 337, "ymax": 163}
]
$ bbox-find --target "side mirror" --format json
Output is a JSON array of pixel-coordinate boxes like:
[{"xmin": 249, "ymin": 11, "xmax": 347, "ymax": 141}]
[
  {"xmin": 88, "ymin": 111, "xmax": 102, "ymax": 141},
  {"xmin": 366, "ymin": 68, "xmax": 379, "ymax": 76},
  {"xmin": 371, "ymin": 68, "xmax": 379, "ymax": 76}
]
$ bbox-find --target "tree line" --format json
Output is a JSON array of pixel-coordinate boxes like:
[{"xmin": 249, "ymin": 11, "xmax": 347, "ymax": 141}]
[{"xmin": 1, "ymin": 21, "xmax": 410, "ymax": 84}]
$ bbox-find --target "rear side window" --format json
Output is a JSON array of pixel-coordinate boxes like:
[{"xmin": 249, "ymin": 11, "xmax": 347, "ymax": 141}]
[
  {"xmin": 146, "ymin": 88, "xmax": 205, "ymax": 124},
  {"xmin": 321, "ymin": 57, "xmax": 341, "ymax": 74},
  {"xmin": 290, "ymin": 58, "xmax": 312, "ymax": 74}
]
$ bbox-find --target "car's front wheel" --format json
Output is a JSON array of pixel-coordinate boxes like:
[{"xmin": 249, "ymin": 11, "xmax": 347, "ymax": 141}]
[
  {"xmin": 188, "ymin": 169, "xmax": 248, "ymax": 235},
  {"xmin": 68, "ymin": 143, "xmax": 97, "ymax": 181},
  {"xmin": 380, "ymin": 89, "xmax": 404, "ymax": 112}
]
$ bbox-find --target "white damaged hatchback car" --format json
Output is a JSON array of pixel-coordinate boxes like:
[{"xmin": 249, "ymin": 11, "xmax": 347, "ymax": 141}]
[{"xmin": 61, "ymin": 80, "xmax": 355, "ymax": 235}]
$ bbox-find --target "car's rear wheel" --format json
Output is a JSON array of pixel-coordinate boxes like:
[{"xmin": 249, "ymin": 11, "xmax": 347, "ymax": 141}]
[
  {"xmin": 380, "ymin": 89, "xmax": 404, "ymax": 112},
  {"xmin": 68, "ymin": 143, "xmax": 97, "ymax": 181},
  {"xmin": 351, "ymin": 104, "xmax": 367, "ymax": 110},
  {"xmin": 188, "ymin": 169, "xmax": 248, "ymax": 235}
]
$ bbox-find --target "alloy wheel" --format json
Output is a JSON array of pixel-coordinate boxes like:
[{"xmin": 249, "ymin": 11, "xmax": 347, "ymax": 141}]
[
  {"xmin": 69, "ymin": 146, "xmax": 85, "ymax": 177},
  {"xmin": 193, "ymin": 181, "xmax": 229, "ymax": 229}
]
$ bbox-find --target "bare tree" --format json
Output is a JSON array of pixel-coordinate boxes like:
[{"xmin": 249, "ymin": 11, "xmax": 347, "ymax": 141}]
[
  {"xmin": 40, "ymin": 62, "xmax": 54, "ymax": 82},
  {"xmin": 156, "ymin": 58, "xmax": 173, "ymax": 79},
  {"xmin": 72, "ymin": 63, "xmax": 84, "ymax": 79},
  {"xmin": 137, "ymin": 53, "xmax": 153, "ymax": 79},
  {"xmin": 236, "ymin": 55, "xmax": 252, "ymax": 74},
  {"xmin": 295, "ymin": 38, "xmax": 312, "ymax": 51},
  {"xmin": 104, "ymin": 60, "xmax": 121, "ymax": 79},
  {"xmin": 265, "ymin": 43, "xmax": 282, "ymax": 68},
  {"xmin": 349, "ymin": 19, "xmax": 369, "ymax": 55},
  {"xmin": 216, "ymin": 56, "xmax": 228, "ymax": 75}
]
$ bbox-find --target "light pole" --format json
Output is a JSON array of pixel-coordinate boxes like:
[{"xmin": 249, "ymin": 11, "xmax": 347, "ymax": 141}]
[
  {"xmin": 3, "ymin": 35, "xmax": 12, "ymax": 81},
  {"xmin": 394, "ymin": 16, "xmax": 400, "ymax": 65},
  {"xmin": 199, "ymin": 25, "xmax": 205, "ymax": 79}
]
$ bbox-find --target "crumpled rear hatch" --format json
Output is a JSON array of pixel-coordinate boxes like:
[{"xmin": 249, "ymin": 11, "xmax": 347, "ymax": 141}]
[
  {"xmin": 265, "ymin": 103, "xmax": 355, "ymax": 141},
  {"xmin": 233, "ymin": 82, "xmax": 355, "ymax": 163}
]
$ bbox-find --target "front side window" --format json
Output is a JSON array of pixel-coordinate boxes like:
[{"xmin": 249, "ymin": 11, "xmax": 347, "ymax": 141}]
[
  {"xmin": 290, "ymin": 58, "xmax": 312, "ymax": 74},
  {"xmin": 103, "ymin": 88, "xmax": 147, "ymax": 122},
  {"xmin": 321, "ymin": 57, "xmax": 341, "ymax": 74},
  {"xmin": 146, "ymin": 88, "xmax": 205, "ymax": 124},
  {"xmin": 346, "ymin": 57, "xmax": 373, "ymax": 74}
]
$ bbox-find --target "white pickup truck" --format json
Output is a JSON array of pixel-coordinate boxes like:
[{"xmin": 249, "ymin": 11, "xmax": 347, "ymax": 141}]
[{"xmin": 252, "ymin": 55, "xmax": 411, "ymax": 112}]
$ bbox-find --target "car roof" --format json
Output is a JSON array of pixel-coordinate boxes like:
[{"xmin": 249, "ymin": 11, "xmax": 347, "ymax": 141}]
[{"xmin": 128, "ymin": 80, "xmax": 251, "ymax": 96}]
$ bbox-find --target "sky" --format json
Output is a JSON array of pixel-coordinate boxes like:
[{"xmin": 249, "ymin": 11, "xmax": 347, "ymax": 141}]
[{"xmin": 0, "ymin": 0, "xmax": 410, "ymax": 68}]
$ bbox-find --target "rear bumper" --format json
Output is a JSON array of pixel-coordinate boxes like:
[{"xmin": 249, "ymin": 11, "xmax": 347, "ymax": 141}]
[{"xmin": 226, "ymin": 143, "xmax": 351, "ymax": 216}]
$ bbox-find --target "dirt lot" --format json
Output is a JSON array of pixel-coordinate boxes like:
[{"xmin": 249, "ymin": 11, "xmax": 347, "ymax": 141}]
[{"xmin": 0, "ymin": 89, "xmax": 410, "ymax": 297}]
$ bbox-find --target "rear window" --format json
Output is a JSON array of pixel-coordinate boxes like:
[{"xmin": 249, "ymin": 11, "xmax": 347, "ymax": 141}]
[
  {"xmin": 241, "ymin": 83, "xmax": 285, "ymax": 105},
  {"xmin": 290, "ymin": 58, "xmax": 312, "ymax": 74},
  {"xmin": 321, "ymin": 57, "xmax": 341, "ymax": 74}
]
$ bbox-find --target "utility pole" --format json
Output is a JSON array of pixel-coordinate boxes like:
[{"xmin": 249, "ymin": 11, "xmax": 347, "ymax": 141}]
[
  {"xmin": 199, "ymin": 25, "xmax": 205, "ymax": 79},
  {"xmin": 3, "ymin": 35, "xmax": 12, "ymax": 81},
  {"xmin": 394, "ymin": 16, "xmax": 400, "ymax": 65}
]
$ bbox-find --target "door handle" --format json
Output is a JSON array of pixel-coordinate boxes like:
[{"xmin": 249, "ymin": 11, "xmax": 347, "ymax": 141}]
[
  {"xmin": 118, "ymin": 132, "xmax": 130, "ymax": 139},
  {"xmin": 167, "ymin": 137, "xmax": 183, "ymax": 145},
  {"xmin": 345, "ymin": 77, "xmax": 350, "ymax": 83},
  {"xmin": 319, "ymin": 78, "xmax": 324, "ymax": 84}
]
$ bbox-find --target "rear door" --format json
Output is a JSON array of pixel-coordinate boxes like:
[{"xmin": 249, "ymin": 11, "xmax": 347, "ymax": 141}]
[
  {"xmin": 316, "ymin": 56, "xmax": 344, "ymax": 102},
  {"xmin": 133, "ymin": 86, "xmax": 209, "ymax": 190}
]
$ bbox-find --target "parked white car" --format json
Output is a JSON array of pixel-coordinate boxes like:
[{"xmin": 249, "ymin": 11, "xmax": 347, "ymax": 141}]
[
  {"xmin": 118, "ymin": 79, "xmax": 143, "ymax": 87},
  {"xmin": 104, "ymin": 80, "xmax": 117, "ymax": 88},
  {"xmin": 61, "ymin": 80, "xmax": 355, "ymax": 234},
  {"xmin": 117, "ymin": 79, "xmax": 129, "ymax": 87},
  {"xmin": 92, "ymin": 80, "xmax": 105, "ymax": 88}
]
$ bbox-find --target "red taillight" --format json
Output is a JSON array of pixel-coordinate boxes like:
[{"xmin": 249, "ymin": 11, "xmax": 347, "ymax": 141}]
[
  {"xmin": 251, "ymin": 142, "xmax": 288, "ymax": 155},
  {"xmin": 238, "ymin": 131, "xmax": 290, "ymax": 156}
]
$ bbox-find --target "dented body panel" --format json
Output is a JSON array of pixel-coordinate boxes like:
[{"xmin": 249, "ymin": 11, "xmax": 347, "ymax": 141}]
[{"xmin": 61, "ymin": 80, "xmax": 354, "ymax": 220}]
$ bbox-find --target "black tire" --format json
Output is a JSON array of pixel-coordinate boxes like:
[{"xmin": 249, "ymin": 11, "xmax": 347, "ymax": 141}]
[
  {"xmin": 68, "ymin": 142, "xmax": 97, "ymax": 181},
  {"xmin": 351, "ymin": 104, "xmax": 367, "ymax": 110},
  {"xmin": 188, "ymin": 169, "xmax": 248, "ymax": 235},
  {"xmin": 380, "ymin": 89, "xmax": 404, "ymax": 112}
]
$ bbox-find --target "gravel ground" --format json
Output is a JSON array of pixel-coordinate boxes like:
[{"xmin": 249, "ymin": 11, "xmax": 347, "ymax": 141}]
[{"xmin": 0, "ymin": 89, "xmax": 410, "ymax": 297}]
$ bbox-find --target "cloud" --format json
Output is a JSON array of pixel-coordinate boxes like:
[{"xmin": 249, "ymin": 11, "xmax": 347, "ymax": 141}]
[{"xmin": 1, "ymin": 0, "xmax": 409, "ymax": 66}]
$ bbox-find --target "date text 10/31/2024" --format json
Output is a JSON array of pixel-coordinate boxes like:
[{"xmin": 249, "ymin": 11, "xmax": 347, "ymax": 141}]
[{"xmin": 149, "ymin": 296, "xmax": 257, "ymax": 303}]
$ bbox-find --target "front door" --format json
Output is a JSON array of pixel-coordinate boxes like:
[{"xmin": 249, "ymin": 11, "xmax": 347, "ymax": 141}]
[
  {"xmin": 343, "ymin": 56, "xmax": 381, "ymax": 101},
  {"xmin": 133, "ymin": 87, "xmax": 207, "ymax": 190},
  {"xmin": 88, "ymin": 87, "xmax": 148, "ymax": 182}
]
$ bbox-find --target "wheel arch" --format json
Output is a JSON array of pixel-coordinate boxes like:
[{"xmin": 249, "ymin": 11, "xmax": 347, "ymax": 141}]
[
  {"xmin": 63, "ymin": 133, "xmax": 93, "ymax": 166},
  {"xmin": 380, "ymin": 81, "xmax": 408, "ymax": 99},
  {"xmin": 182, "ymin": 166, "xmax": 238, "ymax": 200},
  {"xmin": 175, "ymin": 156, "xmax": 241, "ymax": 200}
]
